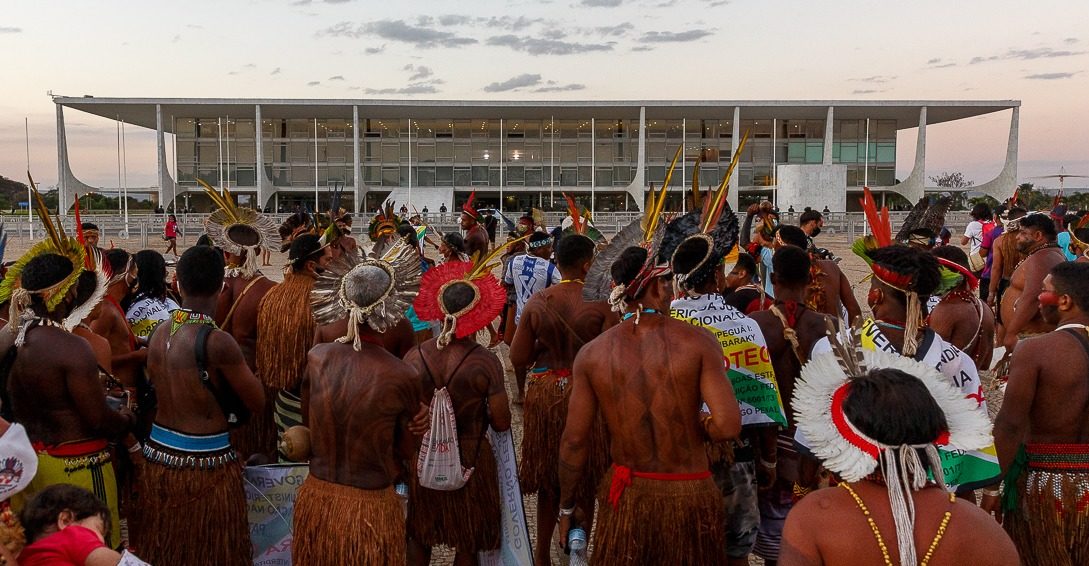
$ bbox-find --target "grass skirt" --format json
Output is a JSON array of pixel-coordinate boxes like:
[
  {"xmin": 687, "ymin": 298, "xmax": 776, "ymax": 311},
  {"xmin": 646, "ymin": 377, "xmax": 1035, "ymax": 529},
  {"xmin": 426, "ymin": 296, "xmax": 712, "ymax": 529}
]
[
  {"xmin": 1004, "ymin": 445, "xmax": 1089, "ymax": 566},
  {"xmin": 130, "ymin": 453, "xmax": 249, "ymax": 565},
  {"xmin": 408, "ymin": 436, "xmax": 501, "ymax": 553},
  {"xmin": 230, "ymin": 384, "xmax": 278, "ymax": 460},
  {"xmin": 293, "ymin": 476, "xmax": 405, "ymax": 565},
  {"xmin": 591, "ymin": 466, "xmax": 725, "ymax": 566},
  {"xmin": 518, "ymin": 369, "xmax": 609, "ymax": 500}
]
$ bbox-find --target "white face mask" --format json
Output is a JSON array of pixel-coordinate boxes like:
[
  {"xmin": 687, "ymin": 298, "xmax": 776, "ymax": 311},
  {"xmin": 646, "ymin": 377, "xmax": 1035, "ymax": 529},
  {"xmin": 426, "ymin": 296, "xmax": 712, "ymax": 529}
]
[{"xmin": 0, "ymin": 423, "xmax": 38, "ymax": 502}]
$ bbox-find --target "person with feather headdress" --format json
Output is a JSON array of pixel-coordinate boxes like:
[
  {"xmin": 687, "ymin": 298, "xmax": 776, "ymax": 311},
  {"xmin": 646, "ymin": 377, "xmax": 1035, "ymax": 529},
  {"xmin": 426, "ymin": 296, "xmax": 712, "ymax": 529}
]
[
  {"xmin": 558, "ymin": 146, "xmax": 741, "ymax": 565},
  {"xmin": 251, "ymin": 234, "xmax": 332, "ymax": 461},
  {"xmin": 508, "ymin": 195, "xmax": 617, "ymax": 565},
  {"xmin": 782, "ymin": 336, "xmax": 1016, "ymax": 566},
  {"xmin": 460, "ymin": 192, "xmax": 490, "ymax": 260},
  {"xmin": 196, "ymin": 181, "xmax": 282, "ymax": 458},
  {"xmin": 294, "ymin": 236, "xmax": 427, "ymax": 565},
  {"xmin": 0, "ymin": 179, "xmax": 136, "ymax": 549},
  {"xmin": 405, "ymin": 238, "xmax": 516, "ymax": 564},
  {"xmin": 661, "ymin": 153, "xmax": 787, "ymax": 565},
  {"xmin": 928, "ymin": 246, "xmax": 996, "ymax": 370},
  {"xmin": 796, "ymin": 188, "xmax": 1003, "ymax": 512}
]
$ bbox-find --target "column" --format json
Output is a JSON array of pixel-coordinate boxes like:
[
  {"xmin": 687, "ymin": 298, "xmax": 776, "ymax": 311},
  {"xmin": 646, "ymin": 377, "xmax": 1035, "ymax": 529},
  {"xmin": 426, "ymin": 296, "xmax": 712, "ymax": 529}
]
[
  {"xmin": 730, "ymin": 106, "xmax": 741, "ymax": 212},
  {"xmin": 352, "ymin": 105, "xmax": 362, "ymax": 212},
  {"xmin": 823, "ymin": 106, "xmax": 834, "ymax": 165},
  {"xmin": 156, "ymin": 104, "xmax": 167, "ymax": 208},
  {"xmin": 56, "ymin": 103, "xmax": 65, "ymax": 216},
  {"xmin": 256, "ymin": 104, "xmax": 264, "ymax": 209}
]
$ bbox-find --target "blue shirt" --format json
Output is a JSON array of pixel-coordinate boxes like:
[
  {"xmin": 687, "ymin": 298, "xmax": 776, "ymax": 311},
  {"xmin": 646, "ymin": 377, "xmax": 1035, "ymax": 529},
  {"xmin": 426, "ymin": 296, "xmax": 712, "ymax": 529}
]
[
  {"xmin": 759, "ymin": 247, "xmax": 775, "ymax": 299},
  {"xmin": 503, "ymin": 254, "xmax": 560, "ymax": 324},
  {"xmin": 1058, "ymin": 231, "xmax": 1077, "ymax": 261}
]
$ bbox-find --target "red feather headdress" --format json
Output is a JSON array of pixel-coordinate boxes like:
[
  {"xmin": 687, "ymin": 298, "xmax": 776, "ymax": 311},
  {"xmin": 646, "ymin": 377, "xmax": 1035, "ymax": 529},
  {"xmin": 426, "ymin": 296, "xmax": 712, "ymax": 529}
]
[
  {"xmin": 414, "ymin": 235, "xmax": 528, "ymax": 348},
  {"xmin": 461, "ymin": 191, "xmax": 483, "ymax": 223}
]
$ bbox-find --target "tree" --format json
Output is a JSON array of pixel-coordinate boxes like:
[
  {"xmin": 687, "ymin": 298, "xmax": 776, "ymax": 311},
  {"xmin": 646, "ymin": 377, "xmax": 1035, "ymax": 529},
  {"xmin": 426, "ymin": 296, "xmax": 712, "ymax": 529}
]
[
  {"xmin": 928, "ymin": 171, "xmax": 974, "ymax": 210},
  {"xmin": 1011, "ymin": 182, "xmax": 1051, "ymax": 211}
]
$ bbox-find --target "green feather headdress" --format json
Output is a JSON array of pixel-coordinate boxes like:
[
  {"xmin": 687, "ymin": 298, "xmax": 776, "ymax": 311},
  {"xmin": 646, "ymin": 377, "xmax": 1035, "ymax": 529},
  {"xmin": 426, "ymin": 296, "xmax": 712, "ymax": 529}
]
[{"xmin": 0, "ymin": 173, "xmax": 86, "ymax": 317}]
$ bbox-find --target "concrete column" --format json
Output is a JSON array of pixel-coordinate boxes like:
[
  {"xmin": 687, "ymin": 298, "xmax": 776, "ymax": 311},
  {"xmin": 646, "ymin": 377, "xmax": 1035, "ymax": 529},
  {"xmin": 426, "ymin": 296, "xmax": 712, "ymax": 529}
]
[
  {"xmin": 255, "ymin": 105, "xmax": 264, "ymax": 209},
  {"xmin": 823, "ymin": 106, "xmax": 834, "ymax": 165},
  {"xmin": 624, "ymin": 106, "xmax": 647, "ymax": 210},
  {"xmin": 56, "ymin": 103, "xmax": 65, "ymax": 215},
  {"xmin": 974, "ymin": 106, "xmax": 1020, "ymax": 201},
  {"xmin": 730, "ymin": 106, "xmax": 740, "ymax": 211},
  {"xmin": 889, "ymin": 106, "xmax": 927, "ymax": 203},
  {"xmin": 156, "ymin": 105, "xmax": 166, "ymax": 206},
  {"xmin": 353, "ymin": 105, "xmax": 362, "ymax": 212}
]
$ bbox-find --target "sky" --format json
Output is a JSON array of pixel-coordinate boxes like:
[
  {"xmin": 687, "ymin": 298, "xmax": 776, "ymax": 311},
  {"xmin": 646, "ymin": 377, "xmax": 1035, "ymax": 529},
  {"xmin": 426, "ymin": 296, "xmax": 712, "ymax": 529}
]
[{"xmin": 1, "ymin": 0, "xmax": 1087, "ymax": 192}]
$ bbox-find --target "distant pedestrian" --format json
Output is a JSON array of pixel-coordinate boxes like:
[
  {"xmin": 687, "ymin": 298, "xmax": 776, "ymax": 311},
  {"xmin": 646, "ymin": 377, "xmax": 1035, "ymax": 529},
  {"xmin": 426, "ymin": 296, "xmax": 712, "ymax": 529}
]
[
  {"xmin": 163, "ymin": 214, "xmax": 178, "ymax": 257},
  {"xmin": 439, "ymin": 203, "xmax": 448, "ymax": 220}
]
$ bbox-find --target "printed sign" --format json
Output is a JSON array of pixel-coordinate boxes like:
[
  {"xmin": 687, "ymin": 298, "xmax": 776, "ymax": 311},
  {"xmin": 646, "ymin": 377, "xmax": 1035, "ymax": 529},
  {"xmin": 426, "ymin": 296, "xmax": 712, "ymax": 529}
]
[
  {"xmin": 244, "ymin": 464, "xmax": 310, "ymax": 566},
  {"xmin": 479, "ymin": 428, "xmax": 533, "ymax": 566}
]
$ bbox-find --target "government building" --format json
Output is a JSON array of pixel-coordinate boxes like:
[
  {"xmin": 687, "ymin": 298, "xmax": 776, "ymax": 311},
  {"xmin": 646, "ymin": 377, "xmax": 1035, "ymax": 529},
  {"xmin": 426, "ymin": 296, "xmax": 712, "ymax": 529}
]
[{"xmin": 53, "ymin": 97, "xmax": 1020, "ymax": 215}]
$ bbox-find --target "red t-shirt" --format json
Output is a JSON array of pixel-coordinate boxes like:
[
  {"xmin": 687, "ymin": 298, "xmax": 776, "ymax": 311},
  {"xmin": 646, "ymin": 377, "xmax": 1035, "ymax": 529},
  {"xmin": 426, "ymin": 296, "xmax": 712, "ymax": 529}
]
[
  {"xmin": 18, "ymin": 525, "xmax": 106, "ymax": 566},
  {"xmin": 165, "ymin": 220, "xmax": 177, "ymax": 238}
]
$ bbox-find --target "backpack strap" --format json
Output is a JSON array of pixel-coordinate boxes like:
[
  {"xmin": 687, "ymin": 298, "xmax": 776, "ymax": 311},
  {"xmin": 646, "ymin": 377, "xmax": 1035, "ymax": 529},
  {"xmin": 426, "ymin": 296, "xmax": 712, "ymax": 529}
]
[{"xmin": 194, "ymin": 324, "xmax": 238, "ymax": 424}]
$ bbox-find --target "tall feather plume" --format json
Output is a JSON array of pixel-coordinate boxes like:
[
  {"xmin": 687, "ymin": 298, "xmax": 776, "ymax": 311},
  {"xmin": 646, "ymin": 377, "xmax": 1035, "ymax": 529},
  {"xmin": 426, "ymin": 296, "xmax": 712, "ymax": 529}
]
[
  {"xmin": 563, "ymin": 193, "xmax": 584, "ymax": 235},
  {"xmin": 642, "ymin": 145, "xmax": 682, "ymax": 243},
  {"xmin": 919, "ymin": 196, "xmax": 952, "ymax": 237},
  {"xmin": 1053, "ymin": 188, "xmax": 1063, "ymax": 210},
  {"xmin": 27, "ymin": 171, "xmax": 66, "ymax": 249},
  {"xmin": 467, "ymin": 234, "xmax": 529, "ymax": 280},
  {"xmin": 583, "ymin": 218, "xmax": 645, "ymax": 302},
  {"xmin": 691, "ymin": 155, "xmax": 702, "ymax": 210},
  {"xmin": 894, "ymin": 197, "xmax": 929, "ymax": 242},
  {"xmin": 1010, "ymin": 187, "xmax": 1019, "ymax": 207},
  {"xmin": 700, "ymin": 129, "xmax": 750, "ymax": 233},
  {"xmin": 197, "ymin": 179, "xmax": 241, "ymax": 223},
  {"xmin": 824, "ymin": 318, "xmax": 866, "ymax": 378},
  {"xmin": 73, "ymin": 195, "xmax": 95, "ymax": 269},
  {"xmin": 859, "ymin": 187, "xmax": 892, "ymax": 247}
]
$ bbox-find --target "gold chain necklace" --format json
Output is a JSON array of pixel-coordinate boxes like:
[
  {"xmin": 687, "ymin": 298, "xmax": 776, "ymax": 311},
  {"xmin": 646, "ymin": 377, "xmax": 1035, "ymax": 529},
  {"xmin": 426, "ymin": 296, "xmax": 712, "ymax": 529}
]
[{"xmin": 839, "ymin": 482, "xmax": 955, "ymax": 566}]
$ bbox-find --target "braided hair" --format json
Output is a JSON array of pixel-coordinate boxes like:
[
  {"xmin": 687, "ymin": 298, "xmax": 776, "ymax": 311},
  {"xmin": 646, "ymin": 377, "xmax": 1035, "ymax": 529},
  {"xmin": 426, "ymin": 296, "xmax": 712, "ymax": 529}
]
[{"xmin": 869, "ymin": 245, "xmax": 941, "ymax": 300}]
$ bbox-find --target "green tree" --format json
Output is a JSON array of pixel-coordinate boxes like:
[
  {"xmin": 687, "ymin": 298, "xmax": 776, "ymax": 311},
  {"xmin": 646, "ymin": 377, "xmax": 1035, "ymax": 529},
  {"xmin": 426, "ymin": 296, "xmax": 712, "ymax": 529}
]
[{"xmin": 929, "ymin": 171, "xmax": 974, "ymax": 210}]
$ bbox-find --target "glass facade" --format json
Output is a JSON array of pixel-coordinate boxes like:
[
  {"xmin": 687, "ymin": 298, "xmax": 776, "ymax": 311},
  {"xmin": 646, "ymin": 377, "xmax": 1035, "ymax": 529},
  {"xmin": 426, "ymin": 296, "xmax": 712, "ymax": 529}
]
[{"xmin": 173, "ymin": 112, "xmax": 898, "ymax": 203}]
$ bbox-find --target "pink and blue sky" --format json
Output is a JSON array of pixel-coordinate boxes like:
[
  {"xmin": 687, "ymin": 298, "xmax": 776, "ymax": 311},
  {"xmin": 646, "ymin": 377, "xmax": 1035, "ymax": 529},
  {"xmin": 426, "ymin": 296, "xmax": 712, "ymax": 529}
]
[{"xmin": 1, "ymin": 0, "xmax": 1086, "ymax": 190}]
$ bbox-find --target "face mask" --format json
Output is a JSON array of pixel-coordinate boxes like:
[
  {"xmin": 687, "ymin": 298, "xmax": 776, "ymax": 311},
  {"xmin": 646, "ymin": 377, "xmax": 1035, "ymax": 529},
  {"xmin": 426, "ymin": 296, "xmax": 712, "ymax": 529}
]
[
  {"xmin": 0, "ymin": 423, "xmax": 38, "ymax": 502},
  {"xmin": 810, "ymin": 227, "xmax": 822, "ymax": 238}
]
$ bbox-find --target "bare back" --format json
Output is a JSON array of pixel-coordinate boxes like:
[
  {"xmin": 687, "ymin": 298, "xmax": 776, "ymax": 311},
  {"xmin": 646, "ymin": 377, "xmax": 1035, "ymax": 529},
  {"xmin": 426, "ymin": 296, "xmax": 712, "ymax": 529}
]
[
  {"xmin": 215, "ymin": 274, "xmax": 276, "ymax": 370},
  {"xmin": 781, "ymin": 483, "xmax": 1018, "ymax": 565},
  {"xmin": 810, "ymin": 259, "xmax": 860, "ymax": 324},
  {"xmin": 91, "ymin": 299, "xmax": 139, "ymax": 387},
  {"xmin": 146, "ymin": 322, "xmax": 264, "ymax": 435},
  {"xmin": 5, "ymin": 325, "xmax": 129, "ymax": 445},
  {"xmin": 465, "ymin": 225, "xmax": 489, "ymax": 259},
  {"xmin": 579, "ymin": 315, "xmax": 734, "ymax": 473},
  {"xmin": 928, "ymin": 295, "xmax": 996, "ymax": 370},
  {"xmin": 510, "ymin": 283, "xmax": 617, "ymax": 371},
  {"xmin": 304, "ymin": 342, "xmax": 421, "ymax": 489},
  {"xmin": 404, "ymin": 339, "xmax": 510, "ymax": 448},
  {"xmin": 750, "ymin": 305, "xmax": 832, "ymax": 415}
]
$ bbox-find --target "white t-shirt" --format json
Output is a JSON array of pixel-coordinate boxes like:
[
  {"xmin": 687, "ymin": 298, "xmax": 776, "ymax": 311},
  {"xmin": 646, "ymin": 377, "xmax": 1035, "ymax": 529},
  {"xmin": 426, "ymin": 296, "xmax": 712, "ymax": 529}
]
[
  {"xmin": 126, "ymin": 295, "xmax": 180, "ymax": 338},
  {"xmin": 963, "ymin": 220, "xmax": 986, "ymax": 256},
  {"xmin": 503, "ymin": 254, "xmax": 560, "ymax": 324}
]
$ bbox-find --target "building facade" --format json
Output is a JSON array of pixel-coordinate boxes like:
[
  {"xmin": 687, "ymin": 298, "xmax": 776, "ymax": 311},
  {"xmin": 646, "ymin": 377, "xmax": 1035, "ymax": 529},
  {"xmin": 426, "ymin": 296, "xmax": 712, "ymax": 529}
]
[{"xmin": 54, "ymin": 98, "xmax": 1019, "ymax": 214}]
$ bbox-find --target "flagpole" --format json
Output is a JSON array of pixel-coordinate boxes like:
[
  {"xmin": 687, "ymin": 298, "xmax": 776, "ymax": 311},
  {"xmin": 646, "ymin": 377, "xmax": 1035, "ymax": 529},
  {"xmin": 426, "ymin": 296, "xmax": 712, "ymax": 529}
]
[
  {"xmin": 122, "ymin": 119, "xmax": 129, "ymax": 238},
  {"xmin": 25, "ymin": 118, "xmax": 33, "ymax": 239}
]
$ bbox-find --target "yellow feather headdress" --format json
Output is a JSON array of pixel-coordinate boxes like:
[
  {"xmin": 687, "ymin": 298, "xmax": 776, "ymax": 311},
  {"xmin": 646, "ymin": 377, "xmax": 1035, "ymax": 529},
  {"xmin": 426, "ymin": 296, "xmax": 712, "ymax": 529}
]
[
  {"xmin": 199, "ymin": 179, "xmax": 281, "ymax": 278},
  {"xmin": 0, "ymin": 173, "xmax": 87, "ymax": 320}
]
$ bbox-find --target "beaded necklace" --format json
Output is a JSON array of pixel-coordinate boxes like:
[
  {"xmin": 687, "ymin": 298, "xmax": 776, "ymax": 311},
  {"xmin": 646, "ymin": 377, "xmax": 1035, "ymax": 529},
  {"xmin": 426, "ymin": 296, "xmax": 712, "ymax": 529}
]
[
  {"xmin": 621, "ymin": 308, "xmax": 661, "ymax": 322},
  {"xmin": 1012, "ymin": 243, "xmax": 1059, "ymax": 273},
  {"xmin": 839, "ymin": 482, "xmax": 955, "ymax": 566},
  {"xmin": 169, "ymin": 309, "xmax": 218, "ymax": 336}
]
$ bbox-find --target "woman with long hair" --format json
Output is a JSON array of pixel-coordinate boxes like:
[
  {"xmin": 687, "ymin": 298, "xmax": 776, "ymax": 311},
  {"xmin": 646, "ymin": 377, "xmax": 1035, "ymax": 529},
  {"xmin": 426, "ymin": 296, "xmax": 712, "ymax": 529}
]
[{"xmin": 123, "ymin": 250, "xmax": 179, "ymax": 341}]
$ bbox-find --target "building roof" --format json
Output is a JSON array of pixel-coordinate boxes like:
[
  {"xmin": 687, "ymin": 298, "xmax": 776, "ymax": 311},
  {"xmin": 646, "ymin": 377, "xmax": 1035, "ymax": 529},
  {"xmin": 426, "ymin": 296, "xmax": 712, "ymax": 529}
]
[{"xmin": 53, "ymin": 96, "xmax": 1019, "ymax": 133}]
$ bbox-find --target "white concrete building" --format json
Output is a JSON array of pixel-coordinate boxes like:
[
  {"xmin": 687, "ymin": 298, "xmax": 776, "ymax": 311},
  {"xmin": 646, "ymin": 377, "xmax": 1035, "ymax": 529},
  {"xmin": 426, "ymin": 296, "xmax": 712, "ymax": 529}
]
[{"xmin": 54, "ymin": 97, "xmax": 1019, "ymax": 214}]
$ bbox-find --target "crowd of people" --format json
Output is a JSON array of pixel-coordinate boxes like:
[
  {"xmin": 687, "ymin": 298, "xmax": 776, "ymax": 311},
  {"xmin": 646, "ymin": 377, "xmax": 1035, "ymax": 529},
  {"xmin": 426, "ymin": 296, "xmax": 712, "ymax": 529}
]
[{"xmin": 0, "ymin": 167, "xmax": 1085, "ymax": 566}]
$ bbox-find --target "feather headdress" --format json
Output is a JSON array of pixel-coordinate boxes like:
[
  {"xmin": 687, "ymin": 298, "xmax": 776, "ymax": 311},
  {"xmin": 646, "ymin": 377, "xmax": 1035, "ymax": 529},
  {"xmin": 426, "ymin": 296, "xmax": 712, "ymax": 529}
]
[
  {"xmin": 658, "ymin": 131, "xmax": 749, "ymax": 293},
  {"xmin": 310, "ymin": 237, "xmax": 421, "ymax": 350},
  {"xmin": 461, "ymin": 191, "xmax": 484, "ymax": 223},
  {"xmin": 415, "ymin": 235, "xmax": 528, "ymax": 349},
  {"xmin": 0, "ymin": 173, "xmax": 87, "ymax": 321},
  {"xmin": 62, "ymin": 247, "xmax": 111, "ymax": 332},
  {"xmin": 894, "ymin": 196, "xmax": 951, "ymax": 247},
  {"xmin": 853, "ymin": 187, "xmax": 958, "ymax": 355},
  {"xmin": 793, "ymin": 327, "xmax": 991, "ymax": 566},
  {"xmin": 560, "ymin": 193, "xmax": 604, "ymax": 243},
  {"xmin": 199, "ymin": 179, "xmax": 281, "ymax": 278},
  {"xmin": 368, "ymin": 201, "xmax": 403, "ymax": 243},
  {"xmin": 580, "ymin": 145, "xmax": 680, "ymax": 311}
]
